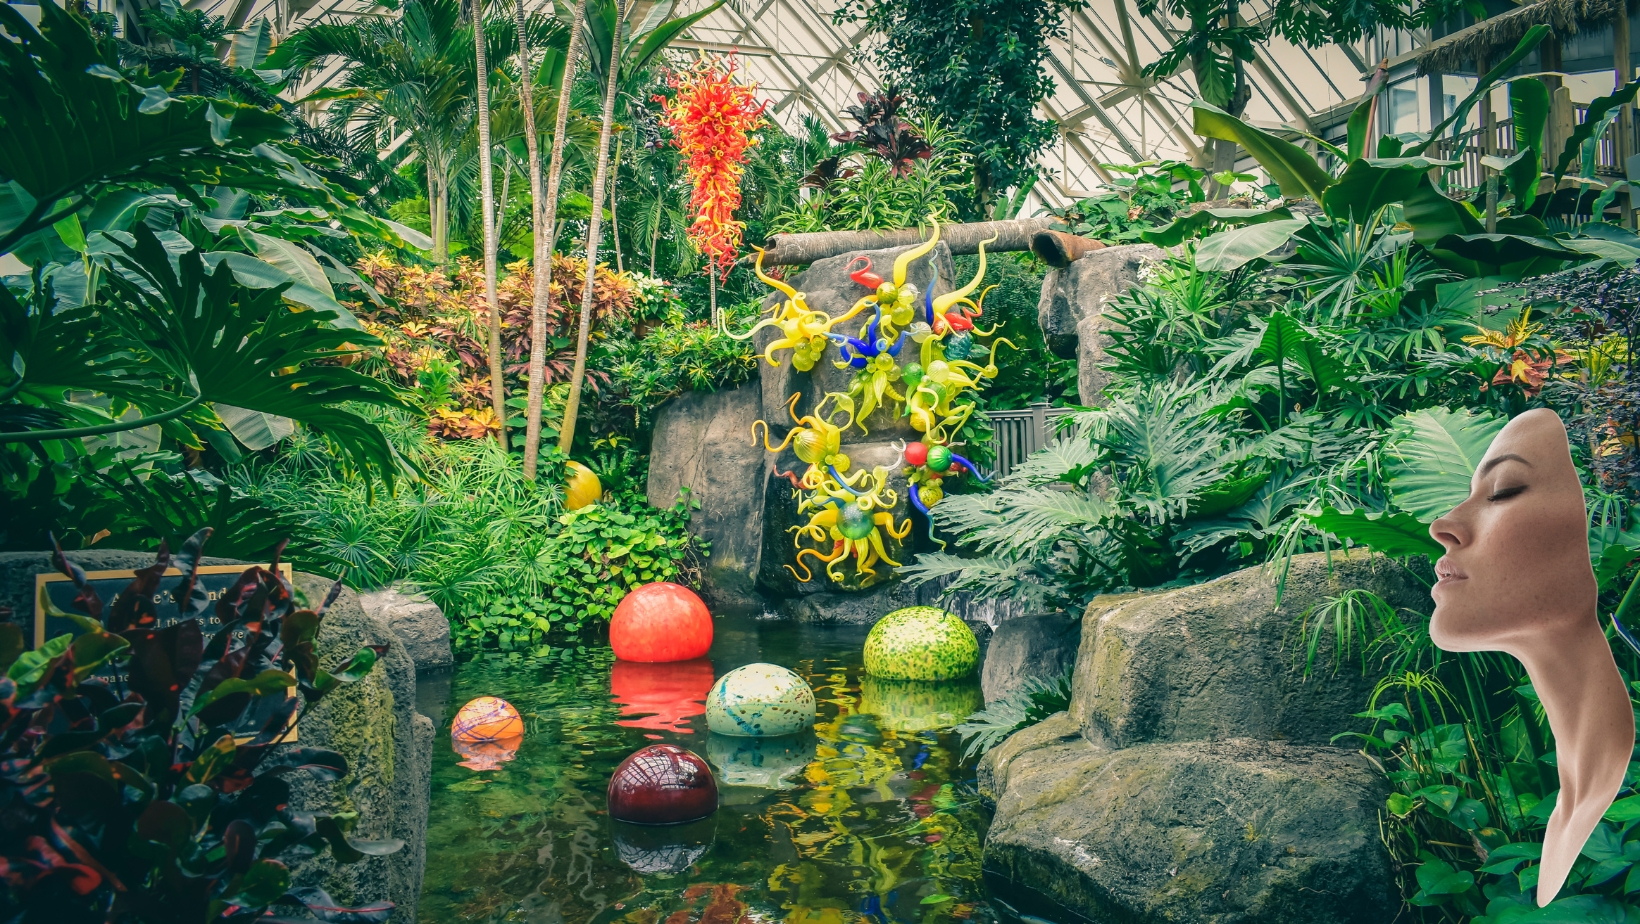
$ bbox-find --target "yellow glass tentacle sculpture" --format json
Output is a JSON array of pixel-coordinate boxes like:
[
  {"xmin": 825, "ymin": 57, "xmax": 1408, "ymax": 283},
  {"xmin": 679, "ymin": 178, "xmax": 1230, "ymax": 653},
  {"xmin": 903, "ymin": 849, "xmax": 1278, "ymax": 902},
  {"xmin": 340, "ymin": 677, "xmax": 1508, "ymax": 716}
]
[{"xmin": 931, "ymin": 235, "xmax": 996, "ymax": 317}]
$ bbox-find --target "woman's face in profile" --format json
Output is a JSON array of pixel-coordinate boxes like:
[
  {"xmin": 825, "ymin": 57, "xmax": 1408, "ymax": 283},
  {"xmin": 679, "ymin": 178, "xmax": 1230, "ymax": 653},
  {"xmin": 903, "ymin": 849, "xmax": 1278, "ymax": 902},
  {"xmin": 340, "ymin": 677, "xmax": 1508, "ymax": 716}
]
[{"xmin": 1428, "ymin": 409, "xmax": 1594, "ymax": 652}]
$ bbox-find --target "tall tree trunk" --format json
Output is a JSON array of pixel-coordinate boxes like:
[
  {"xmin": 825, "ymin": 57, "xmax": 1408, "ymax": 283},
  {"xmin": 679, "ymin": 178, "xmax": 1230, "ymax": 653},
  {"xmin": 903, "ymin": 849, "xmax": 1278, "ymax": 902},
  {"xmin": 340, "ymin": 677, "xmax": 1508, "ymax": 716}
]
[
  {"xmin": 558, "ymin": 0, "xmax": 627, "ymax": 454},
  {"xmin": 434, "ymin": 167, "xmax": 451, "ymax": 265},
  {"xmin": 473, "ymin": 0, "xmax": 507, "ymax": 446},
  {"xmin": 516, "ymin": 0, "xmax": 549, "ymax": 477},
  {"xmin": 524, "ymin": 0, "xmax": 585, "ymax": 474},
  {"xmin": 649, "ymin": 194, "xmax": 661, "ymax": 276},
  {"xmin": 609, "ymin": 132, "xmax": 624, "ymax": 274},
  {"xmin": 427, "ymin": 163, "xmax": 444, "ymax": 263}
]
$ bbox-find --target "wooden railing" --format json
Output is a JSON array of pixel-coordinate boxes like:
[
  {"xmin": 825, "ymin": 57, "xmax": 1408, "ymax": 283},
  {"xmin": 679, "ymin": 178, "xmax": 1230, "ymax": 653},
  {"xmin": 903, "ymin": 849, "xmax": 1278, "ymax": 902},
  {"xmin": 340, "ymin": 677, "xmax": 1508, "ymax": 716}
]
[
  {"xmin": 979, "ymin": 401, "xmax": 1074, "ymax": 480},
  {"xmin": 1423, "ymin": 102, "xmax": 1631, "ymax": 196}
]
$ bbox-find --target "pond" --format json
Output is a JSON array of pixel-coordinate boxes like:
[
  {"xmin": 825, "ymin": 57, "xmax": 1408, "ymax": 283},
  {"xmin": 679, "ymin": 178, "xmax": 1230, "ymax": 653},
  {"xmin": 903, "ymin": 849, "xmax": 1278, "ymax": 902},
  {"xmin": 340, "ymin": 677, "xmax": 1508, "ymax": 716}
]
[{"xmin": 416, "ymin": 615, "xmax": 1014, "ymax": 924}]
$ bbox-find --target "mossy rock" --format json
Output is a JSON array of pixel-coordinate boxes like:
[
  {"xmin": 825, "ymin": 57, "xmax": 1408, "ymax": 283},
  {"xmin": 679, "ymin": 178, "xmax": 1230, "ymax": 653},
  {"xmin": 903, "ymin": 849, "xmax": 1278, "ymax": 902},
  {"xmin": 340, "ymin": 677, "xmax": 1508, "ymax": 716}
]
[{"xmin": 862, "ymin": 606, "xmax": 979, "ymax": 681}]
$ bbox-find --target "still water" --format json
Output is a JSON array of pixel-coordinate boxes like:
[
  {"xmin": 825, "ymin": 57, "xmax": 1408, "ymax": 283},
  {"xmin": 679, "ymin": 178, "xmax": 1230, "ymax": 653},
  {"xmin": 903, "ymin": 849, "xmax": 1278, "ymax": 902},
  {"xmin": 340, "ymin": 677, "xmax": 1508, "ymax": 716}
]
[{"xmin": 417, "ymin": 616, "xmax": 1006, "ymax": 924}]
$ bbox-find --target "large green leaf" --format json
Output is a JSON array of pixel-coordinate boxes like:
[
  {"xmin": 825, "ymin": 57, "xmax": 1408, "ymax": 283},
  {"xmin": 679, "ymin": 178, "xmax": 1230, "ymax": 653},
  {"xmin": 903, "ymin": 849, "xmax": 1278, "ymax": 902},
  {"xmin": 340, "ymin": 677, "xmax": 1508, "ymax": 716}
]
[
  {"xmin": 228, "ymin": 18, "xmax": 275, "ymax": 69},
  {"xmin": 1433, "ymin": 233, "xmax": 1574, "ymax": 266},
  {"xmin": 248, "ymin": 231, "xmax": 335, "ymax": 300},
  {"xmin": 1551, "ymin": 78, "xmax": 1640, "ymax": 187},
  {"xmin": 204, "ymin": 251, "xmax": 361, "ymax": 328},
  {"xmin": 1323, "ymin": 157, "xmax": 1461, "ymax": 223},
  {"xmin": 1384, "ymin": 407, "xmax": 1507, "ymax": 523},
  {"xmin": 1191, "ymin": 102, "xmax": 1333, "ymax": 202},
  {"xmin": 105, "ymin": 226, "xmax": 411, "ymax": 484},
  {"xmin": 1194, "ymin": 219, "xmax": 1309, "ymax": 271},
  {"xmin": 1139, "ymin": 206, "xmax": 1293, "ymax": 247},
  {"xmin": 0, "ymin": 3, "xmax": 293, "ymax": 252},
  {"xmin": 1506, "ymin": 78, "xmax": 1550, "ymax": 212},
  {"xmin": 1305, "ymin": 507, "xmax": 1445, "ymax": 559},
  {"xmin": 1406, "ymin": 25, "xmax": 1551, "ymax": 158}
]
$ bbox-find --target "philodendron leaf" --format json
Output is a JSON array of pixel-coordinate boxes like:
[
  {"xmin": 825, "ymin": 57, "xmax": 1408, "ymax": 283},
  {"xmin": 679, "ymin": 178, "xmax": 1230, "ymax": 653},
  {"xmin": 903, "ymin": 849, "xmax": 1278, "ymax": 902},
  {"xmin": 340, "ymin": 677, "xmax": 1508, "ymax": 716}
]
[
  {"xmin": 215, "ymin": 403, "xmax": 297, "ymax": 450},
  {"xmin": 1193, "ymin": 219, "xmax": 1308, "ymax": 272},
  {"xmin": 1384, "ymin": 407, "xmax": 1507, "ymax": 523},
  {"xmin": 1304, "ymin": 507, "xmax": 1444, "ymax": 559},
  {"xmin": 1191, "ymin": 101, "xmax": 1333, "ymax": 202}
]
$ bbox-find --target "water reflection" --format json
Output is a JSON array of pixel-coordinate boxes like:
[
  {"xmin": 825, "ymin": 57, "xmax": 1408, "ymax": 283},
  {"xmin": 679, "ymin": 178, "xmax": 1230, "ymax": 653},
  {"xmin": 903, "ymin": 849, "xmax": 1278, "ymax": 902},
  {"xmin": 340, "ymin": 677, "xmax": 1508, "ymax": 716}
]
[
  {"xmin": 420, "ymin": 620, "xmax": 996, "ymax": 924},
  {"xmin": 453, "ymin": 734, "xmax": 522, "ymax": 771},
  {"xmin": 706, "ymin": 731, "xmax": 816, "ymax": 789},
  {"xmin": 609, "ymin": 657, "xmax": 714, "ymax": 736},
  {"xmin": 610, "ymin": 816, "xmax": 716, "ymax": 875}
]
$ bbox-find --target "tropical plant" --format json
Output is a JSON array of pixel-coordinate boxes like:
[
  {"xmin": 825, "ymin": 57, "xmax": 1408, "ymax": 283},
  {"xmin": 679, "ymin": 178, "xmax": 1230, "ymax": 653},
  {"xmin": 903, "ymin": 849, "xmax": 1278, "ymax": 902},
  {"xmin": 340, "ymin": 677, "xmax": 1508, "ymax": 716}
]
[
  {"xmin": 829, "ymin": 0, "xmax": 1087, "ymax": 215},
  {"xmin": 771, "ymin": 112, "xmax": 972, "ymax": 235},
  {"xmin": 0, "ymin": 535, "xmax": 396, "ymax": 924},
  {"xmin": 953, "ymin": 667, "xmax": 1074, "ymax": 761},
  {"xmin": 602, "ymin": 305, "xmax": 757, "ymax": 431},
  {"xmin": 1039, "ymin": 160, "xmax": 1230, "ymax": 244}
]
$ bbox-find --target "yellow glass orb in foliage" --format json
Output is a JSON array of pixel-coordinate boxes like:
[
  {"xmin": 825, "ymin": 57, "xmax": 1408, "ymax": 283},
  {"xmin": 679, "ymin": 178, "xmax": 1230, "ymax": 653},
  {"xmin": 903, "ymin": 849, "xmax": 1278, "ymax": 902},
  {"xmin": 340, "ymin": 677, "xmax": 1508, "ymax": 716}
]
[{"xmin": 565, "ymin": 461, "xmax": 602, "ymax": 511}]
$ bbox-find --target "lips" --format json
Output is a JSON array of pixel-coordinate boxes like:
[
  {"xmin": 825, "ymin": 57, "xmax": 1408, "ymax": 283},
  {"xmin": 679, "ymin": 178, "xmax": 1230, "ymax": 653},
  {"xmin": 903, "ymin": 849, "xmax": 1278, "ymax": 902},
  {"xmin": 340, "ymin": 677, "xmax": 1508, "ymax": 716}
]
[{"xmin": 1433, "ymin": 556, "xmax": 1469, "ymax": 593}]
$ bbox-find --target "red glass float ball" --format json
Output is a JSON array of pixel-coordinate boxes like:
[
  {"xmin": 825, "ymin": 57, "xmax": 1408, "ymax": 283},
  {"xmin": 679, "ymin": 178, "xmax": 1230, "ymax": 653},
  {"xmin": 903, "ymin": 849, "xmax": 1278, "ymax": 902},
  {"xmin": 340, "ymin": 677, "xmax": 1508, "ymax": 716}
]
[
  {"xmin": 607, "ymin": 744, "xmax": 718, "ymax": 825},
  {"xmin": 903, "ymin": 442, "xmax": 929, "ymax": 467},
  {"xmin": 610, "ymin": 582, "xmax": 713, "ymax": 662}
]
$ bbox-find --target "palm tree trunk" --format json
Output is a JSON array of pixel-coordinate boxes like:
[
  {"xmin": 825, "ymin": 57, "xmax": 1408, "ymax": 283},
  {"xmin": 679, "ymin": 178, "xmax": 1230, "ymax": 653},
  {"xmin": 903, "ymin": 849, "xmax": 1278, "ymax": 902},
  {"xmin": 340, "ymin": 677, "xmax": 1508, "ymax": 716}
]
[
  {"xmin": 609, "ymin": 132, "xmax": 624, "ymax": 274},
  {"xmin": 473, "ymin": 0, "xmax": 507, "ymax": 446},
  {"xmin": 516, "ymin": 0, "xmax": 548, "ymax": 478},
  {"xmin": 525, "ymin": 0, "xmax": 586, "ymax": 472},
  {"xmin": 557, "ymin": 0, "xmax": 627, "ymax": 454},
  {"xmin": 648, "ymin": 194, "xmax": 661, "ymax": 276}
]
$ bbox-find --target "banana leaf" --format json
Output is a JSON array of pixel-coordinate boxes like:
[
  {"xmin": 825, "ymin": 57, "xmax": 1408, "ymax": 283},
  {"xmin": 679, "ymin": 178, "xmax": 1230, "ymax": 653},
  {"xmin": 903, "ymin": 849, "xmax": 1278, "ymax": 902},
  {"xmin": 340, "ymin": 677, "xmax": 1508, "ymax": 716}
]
[{"xmin": 1191, "ymin": 101, "xmax": 1333, "ymax": 201}]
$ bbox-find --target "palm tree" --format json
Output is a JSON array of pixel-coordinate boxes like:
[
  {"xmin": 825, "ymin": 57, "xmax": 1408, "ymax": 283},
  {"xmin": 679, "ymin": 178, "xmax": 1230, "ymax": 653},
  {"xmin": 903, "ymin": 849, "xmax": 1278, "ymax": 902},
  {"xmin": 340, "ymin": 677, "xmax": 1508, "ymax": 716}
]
[
  {"xmin": 556, "ymin": 0, "xmax": 628, "ymax": 455},
  {"xmin": 269, "ymin": 0, "xmax": 552, "ymax": 265},
  {"xmin": 468, "ymin": 0, "xmax": 507, "ymax": 442},
  {"xmin": 514, "ymin": 0, "xmax": 548, "ymax": 473},
  {"xmin": 554, "ymin": 0, "xmax": 725, "ymax": 453},
  {"xmin": 523, "ymin": 0, "xmax": 587, "ymax": 477}
]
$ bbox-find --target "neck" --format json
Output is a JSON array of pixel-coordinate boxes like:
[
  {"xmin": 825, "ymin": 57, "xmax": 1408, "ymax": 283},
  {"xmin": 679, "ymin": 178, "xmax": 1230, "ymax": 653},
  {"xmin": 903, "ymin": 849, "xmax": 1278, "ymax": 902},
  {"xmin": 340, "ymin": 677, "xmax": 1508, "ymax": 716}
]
[{"xmin": 1510, "ymin": 611, "xmax": 1634, "ymax": 906}]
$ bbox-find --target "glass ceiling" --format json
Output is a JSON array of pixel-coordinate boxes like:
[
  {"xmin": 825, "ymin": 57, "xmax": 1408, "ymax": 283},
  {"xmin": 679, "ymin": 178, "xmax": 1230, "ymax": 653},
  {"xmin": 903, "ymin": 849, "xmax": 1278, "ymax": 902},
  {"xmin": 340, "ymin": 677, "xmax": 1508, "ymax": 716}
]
[{"xmin": 172, "ymin": 0, "xmax": 1411, "ymax": 210}]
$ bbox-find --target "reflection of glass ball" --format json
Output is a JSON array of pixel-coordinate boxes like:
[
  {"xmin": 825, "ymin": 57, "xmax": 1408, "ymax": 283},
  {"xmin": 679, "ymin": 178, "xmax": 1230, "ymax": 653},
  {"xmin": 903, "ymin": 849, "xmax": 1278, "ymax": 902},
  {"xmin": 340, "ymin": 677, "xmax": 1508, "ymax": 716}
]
[
  {"xmin": 706, "ymin": 731, "xmax": 816, "ymax": 788},
  {"xmin": 607, "ymin": 744, "xmax": 718, "ymax": 825},
  {"xmin": 706, "ymin": 663, "xmax": 816, "ymax": 737},
  {"xmin": 611, "ymin": 657, "xmax": 714, "ymax": 735},
  {"xmin": 453, "ymin": 734, "xmax": 522, "ymax": 771},
  {"xmin": 611, "ymin": 817, "xmax": 715, "ymax": 876},
  {"xmin": 452, "ymin": 696, "xmax": 523, "ymax": 742},
  {"xmin": 859, "ymin": 676, "xmax": 983, "ymax": 732}
]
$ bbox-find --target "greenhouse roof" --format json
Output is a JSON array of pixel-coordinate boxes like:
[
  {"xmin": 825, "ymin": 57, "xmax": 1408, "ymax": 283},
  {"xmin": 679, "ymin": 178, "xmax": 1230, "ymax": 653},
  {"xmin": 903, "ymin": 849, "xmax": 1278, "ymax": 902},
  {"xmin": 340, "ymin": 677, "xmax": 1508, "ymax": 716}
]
[{"xmin": 180, "ymin": 0, "xmax": 1404, "ymax": 208}]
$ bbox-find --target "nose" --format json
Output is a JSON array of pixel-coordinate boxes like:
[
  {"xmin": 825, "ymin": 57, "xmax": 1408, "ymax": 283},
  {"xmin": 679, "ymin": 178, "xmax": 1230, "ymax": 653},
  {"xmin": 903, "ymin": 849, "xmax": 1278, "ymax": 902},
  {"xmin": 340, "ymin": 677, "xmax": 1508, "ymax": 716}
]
[{"xmin": 1430, "ymin": 505, "xmax": 1468, "ymax": 551}]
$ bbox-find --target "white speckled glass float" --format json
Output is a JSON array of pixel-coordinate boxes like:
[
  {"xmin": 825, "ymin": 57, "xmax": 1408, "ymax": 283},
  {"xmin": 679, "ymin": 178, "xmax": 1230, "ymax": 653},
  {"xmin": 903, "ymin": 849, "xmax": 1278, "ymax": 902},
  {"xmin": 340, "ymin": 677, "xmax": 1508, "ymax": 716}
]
[
  {"xmin": 705, "ymin": 662, "xmax": 816, "ymax": 736},
  {"xmin": 863, "ymin": 606, "xmax": 980, "ymax": 681}
]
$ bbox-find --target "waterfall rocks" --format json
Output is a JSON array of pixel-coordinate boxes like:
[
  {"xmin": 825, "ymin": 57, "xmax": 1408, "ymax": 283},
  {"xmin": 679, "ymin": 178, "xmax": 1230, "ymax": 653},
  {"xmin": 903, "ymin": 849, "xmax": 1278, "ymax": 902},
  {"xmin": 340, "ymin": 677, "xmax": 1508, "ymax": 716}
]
[
  {"xmin": 360, "ymin": 583, "xmax": 453, "ymax": 674},
  {"xmin": 979, "ymin": 552, "xmax": 1428, "ymax": 923},
  {"xmin": 1034, "ymin": 242, "xmax": 1164, "ymax": 407}
]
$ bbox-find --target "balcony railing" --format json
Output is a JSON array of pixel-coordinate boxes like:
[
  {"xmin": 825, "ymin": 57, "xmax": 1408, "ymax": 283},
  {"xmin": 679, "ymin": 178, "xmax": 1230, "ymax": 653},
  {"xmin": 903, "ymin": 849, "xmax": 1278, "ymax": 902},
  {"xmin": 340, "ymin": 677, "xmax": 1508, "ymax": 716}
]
[{"xmin": 1423, "ymin": 104, "xmax": 1631, "ymax": 197}]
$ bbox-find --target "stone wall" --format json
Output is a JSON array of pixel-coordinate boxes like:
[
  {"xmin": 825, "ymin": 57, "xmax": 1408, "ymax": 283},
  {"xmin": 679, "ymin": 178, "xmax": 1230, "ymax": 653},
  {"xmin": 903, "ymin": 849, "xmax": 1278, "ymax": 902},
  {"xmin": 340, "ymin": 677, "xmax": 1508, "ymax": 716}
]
[
  {"xmin": 978, "ymin": 552, "xmax": 1426, "ymax": 924},
  {"xmin": 1036, "ymin": 243, "xmax": 1163, "ymax": 406}
]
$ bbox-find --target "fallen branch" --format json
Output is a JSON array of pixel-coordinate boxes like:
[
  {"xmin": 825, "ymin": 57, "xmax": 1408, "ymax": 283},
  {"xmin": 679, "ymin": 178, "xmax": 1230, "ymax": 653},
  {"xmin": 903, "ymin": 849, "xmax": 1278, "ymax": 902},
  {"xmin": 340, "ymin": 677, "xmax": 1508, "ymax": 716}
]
[{"xmin": 747, "ymin": 217, "xmax": 1060, "ymax": 266}]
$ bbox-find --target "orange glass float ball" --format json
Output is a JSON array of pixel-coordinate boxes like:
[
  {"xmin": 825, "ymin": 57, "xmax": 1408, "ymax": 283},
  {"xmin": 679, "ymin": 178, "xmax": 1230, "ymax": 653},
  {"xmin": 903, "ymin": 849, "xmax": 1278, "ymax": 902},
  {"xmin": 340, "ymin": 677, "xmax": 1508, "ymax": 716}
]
[
  {"xmin": 451, "ymin": 696, "xmax": 524, "ymax": 742},
  {"xmin": 610, "ymin": 582, "xmax": 713, "ymax": 663}
]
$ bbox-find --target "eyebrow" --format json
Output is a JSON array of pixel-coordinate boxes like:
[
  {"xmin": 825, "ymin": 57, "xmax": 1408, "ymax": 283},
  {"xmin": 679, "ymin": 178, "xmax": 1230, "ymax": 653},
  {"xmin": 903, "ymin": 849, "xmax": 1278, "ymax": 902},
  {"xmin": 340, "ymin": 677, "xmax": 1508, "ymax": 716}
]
[{"xmin": 1478, "ymin": 453, "xmax": 1532, "ymax": 475}]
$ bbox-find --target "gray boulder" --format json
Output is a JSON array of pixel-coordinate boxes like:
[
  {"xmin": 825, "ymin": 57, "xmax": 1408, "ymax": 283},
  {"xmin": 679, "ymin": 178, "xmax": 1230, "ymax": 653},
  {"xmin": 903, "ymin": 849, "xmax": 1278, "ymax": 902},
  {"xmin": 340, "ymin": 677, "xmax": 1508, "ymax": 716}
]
[
  {"xmin": 754, "ymin": 241, "xmax": 957, "ymax": 442},
  {"xmin": 981, "ymin": 611, "xmax": 1080, "ymax": 703},
  {"xmin": 980, "ymin": 714, "xmax": 1396, "ymax": 924},
  {"xmin": 1035, "ymin": 243, "xmax": 1163, "ymax": 406},
  {"xmin": 646, "ymin": 379, "xmax": 769, "ymax": 613},
  {"xmin": 281, "ymin": 573, "xmax": 432, "ymax": 924},
  {"xmin": 359, "ymin": 583, "xmax": 453, "ymax": 674},
  {"xmin": 1072, "ymin": 551, "xmax": 1425, "ymax": 749}
]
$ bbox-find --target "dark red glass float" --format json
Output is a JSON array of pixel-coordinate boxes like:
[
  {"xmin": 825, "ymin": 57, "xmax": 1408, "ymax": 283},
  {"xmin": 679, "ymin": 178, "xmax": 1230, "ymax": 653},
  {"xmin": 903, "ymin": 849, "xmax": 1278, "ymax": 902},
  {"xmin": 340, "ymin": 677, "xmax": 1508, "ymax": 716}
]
[
  {"xmin": 607, "ymin": 744, "xmax": 718, "ymax": 825},
  {"xmin": 611, "ymin": 657, "xmax": 714, "ymax": 736}
]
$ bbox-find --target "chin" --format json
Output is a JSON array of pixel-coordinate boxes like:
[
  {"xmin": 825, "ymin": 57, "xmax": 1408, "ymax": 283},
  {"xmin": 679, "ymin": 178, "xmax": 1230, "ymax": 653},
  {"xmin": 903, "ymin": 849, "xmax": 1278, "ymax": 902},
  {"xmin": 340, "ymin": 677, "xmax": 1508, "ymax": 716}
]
[{"xmin": 1428, "ymin": 610, "xmax": 1492, "ymax": 653}]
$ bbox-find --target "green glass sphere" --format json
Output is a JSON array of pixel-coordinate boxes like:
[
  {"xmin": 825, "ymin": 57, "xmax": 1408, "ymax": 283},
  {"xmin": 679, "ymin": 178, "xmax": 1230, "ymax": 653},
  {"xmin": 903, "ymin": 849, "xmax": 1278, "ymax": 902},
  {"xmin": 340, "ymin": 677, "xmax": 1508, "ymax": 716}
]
[
  {"xmin": 837, "ymin": 503, "xmax": 874, "ymax": 540},
  {"xmin": 926, "ymin": 444, "xmax": 953, "ymax": 472}
]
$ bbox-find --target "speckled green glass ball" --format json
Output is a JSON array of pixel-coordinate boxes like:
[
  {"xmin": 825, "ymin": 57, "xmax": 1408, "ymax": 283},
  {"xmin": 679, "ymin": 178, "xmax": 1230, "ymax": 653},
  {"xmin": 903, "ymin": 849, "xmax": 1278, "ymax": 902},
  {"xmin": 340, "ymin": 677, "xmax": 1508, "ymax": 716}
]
[
  {"xmin": 925, "ymin": 444, "xmax": 953, "ymax": 472},
  {"xmin": 837, "ymin": 503, "xmax": 873, "ymax": 540},
  {"xmin": 862, "ymin": 607, "xmax": 979, "ymax": 681},
  {"xmin": 706, "ymin": 663, "xmax": 816, "ymax": 737}
]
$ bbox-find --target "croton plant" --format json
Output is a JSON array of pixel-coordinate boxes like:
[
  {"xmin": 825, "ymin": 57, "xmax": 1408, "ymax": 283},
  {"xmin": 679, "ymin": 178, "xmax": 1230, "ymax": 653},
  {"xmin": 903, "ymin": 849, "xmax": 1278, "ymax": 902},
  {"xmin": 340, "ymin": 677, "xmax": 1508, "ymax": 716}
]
[{"xmin": 0, "ymin": 529, "xmax": 399, "ymax": 923}]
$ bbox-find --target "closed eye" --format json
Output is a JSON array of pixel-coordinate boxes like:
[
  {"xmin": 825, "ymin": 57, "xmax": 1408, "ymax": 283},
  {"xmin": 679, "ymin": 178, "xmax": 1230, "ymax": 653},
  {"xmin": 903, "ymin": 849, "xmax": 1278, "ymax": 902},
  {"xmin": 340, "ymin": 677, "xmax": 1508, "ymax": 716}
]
[{"xmin": 1487, "ymin": 485, "xmax": 1527, "ymax": 502}]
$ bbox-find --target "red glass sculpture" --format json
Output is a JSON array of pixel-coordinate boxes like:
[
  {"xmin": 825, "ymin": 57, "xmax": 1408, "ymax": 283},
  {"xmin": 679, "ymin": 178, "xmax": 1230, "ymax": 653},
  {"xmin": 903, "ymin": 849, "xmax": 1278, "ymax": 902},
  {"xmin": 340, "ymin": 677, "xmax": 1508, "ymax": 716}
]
[
  {"xmin": 611, "ymin": 657, "xmax": 715, "ymax": 736},
  {"xmin": 609, "ymin": 582, "xmax": 713, "ymax": 662},
  {"xmin": 607, "ymin": 744, "xmax": 718, "ymax": 825}
]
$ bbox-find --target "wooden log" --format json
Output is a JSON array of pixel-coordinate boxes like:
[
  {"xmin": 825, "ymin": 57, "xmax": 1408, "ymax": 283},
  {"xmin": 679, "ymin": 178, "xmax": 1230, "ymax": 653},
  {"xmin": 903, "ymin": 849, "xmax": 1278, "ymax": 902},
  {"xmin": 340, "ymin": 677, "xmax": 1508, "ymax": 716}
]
[{"xmin": 747, "ymin": 217, "xmax": 1060, "ymax": 266}]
